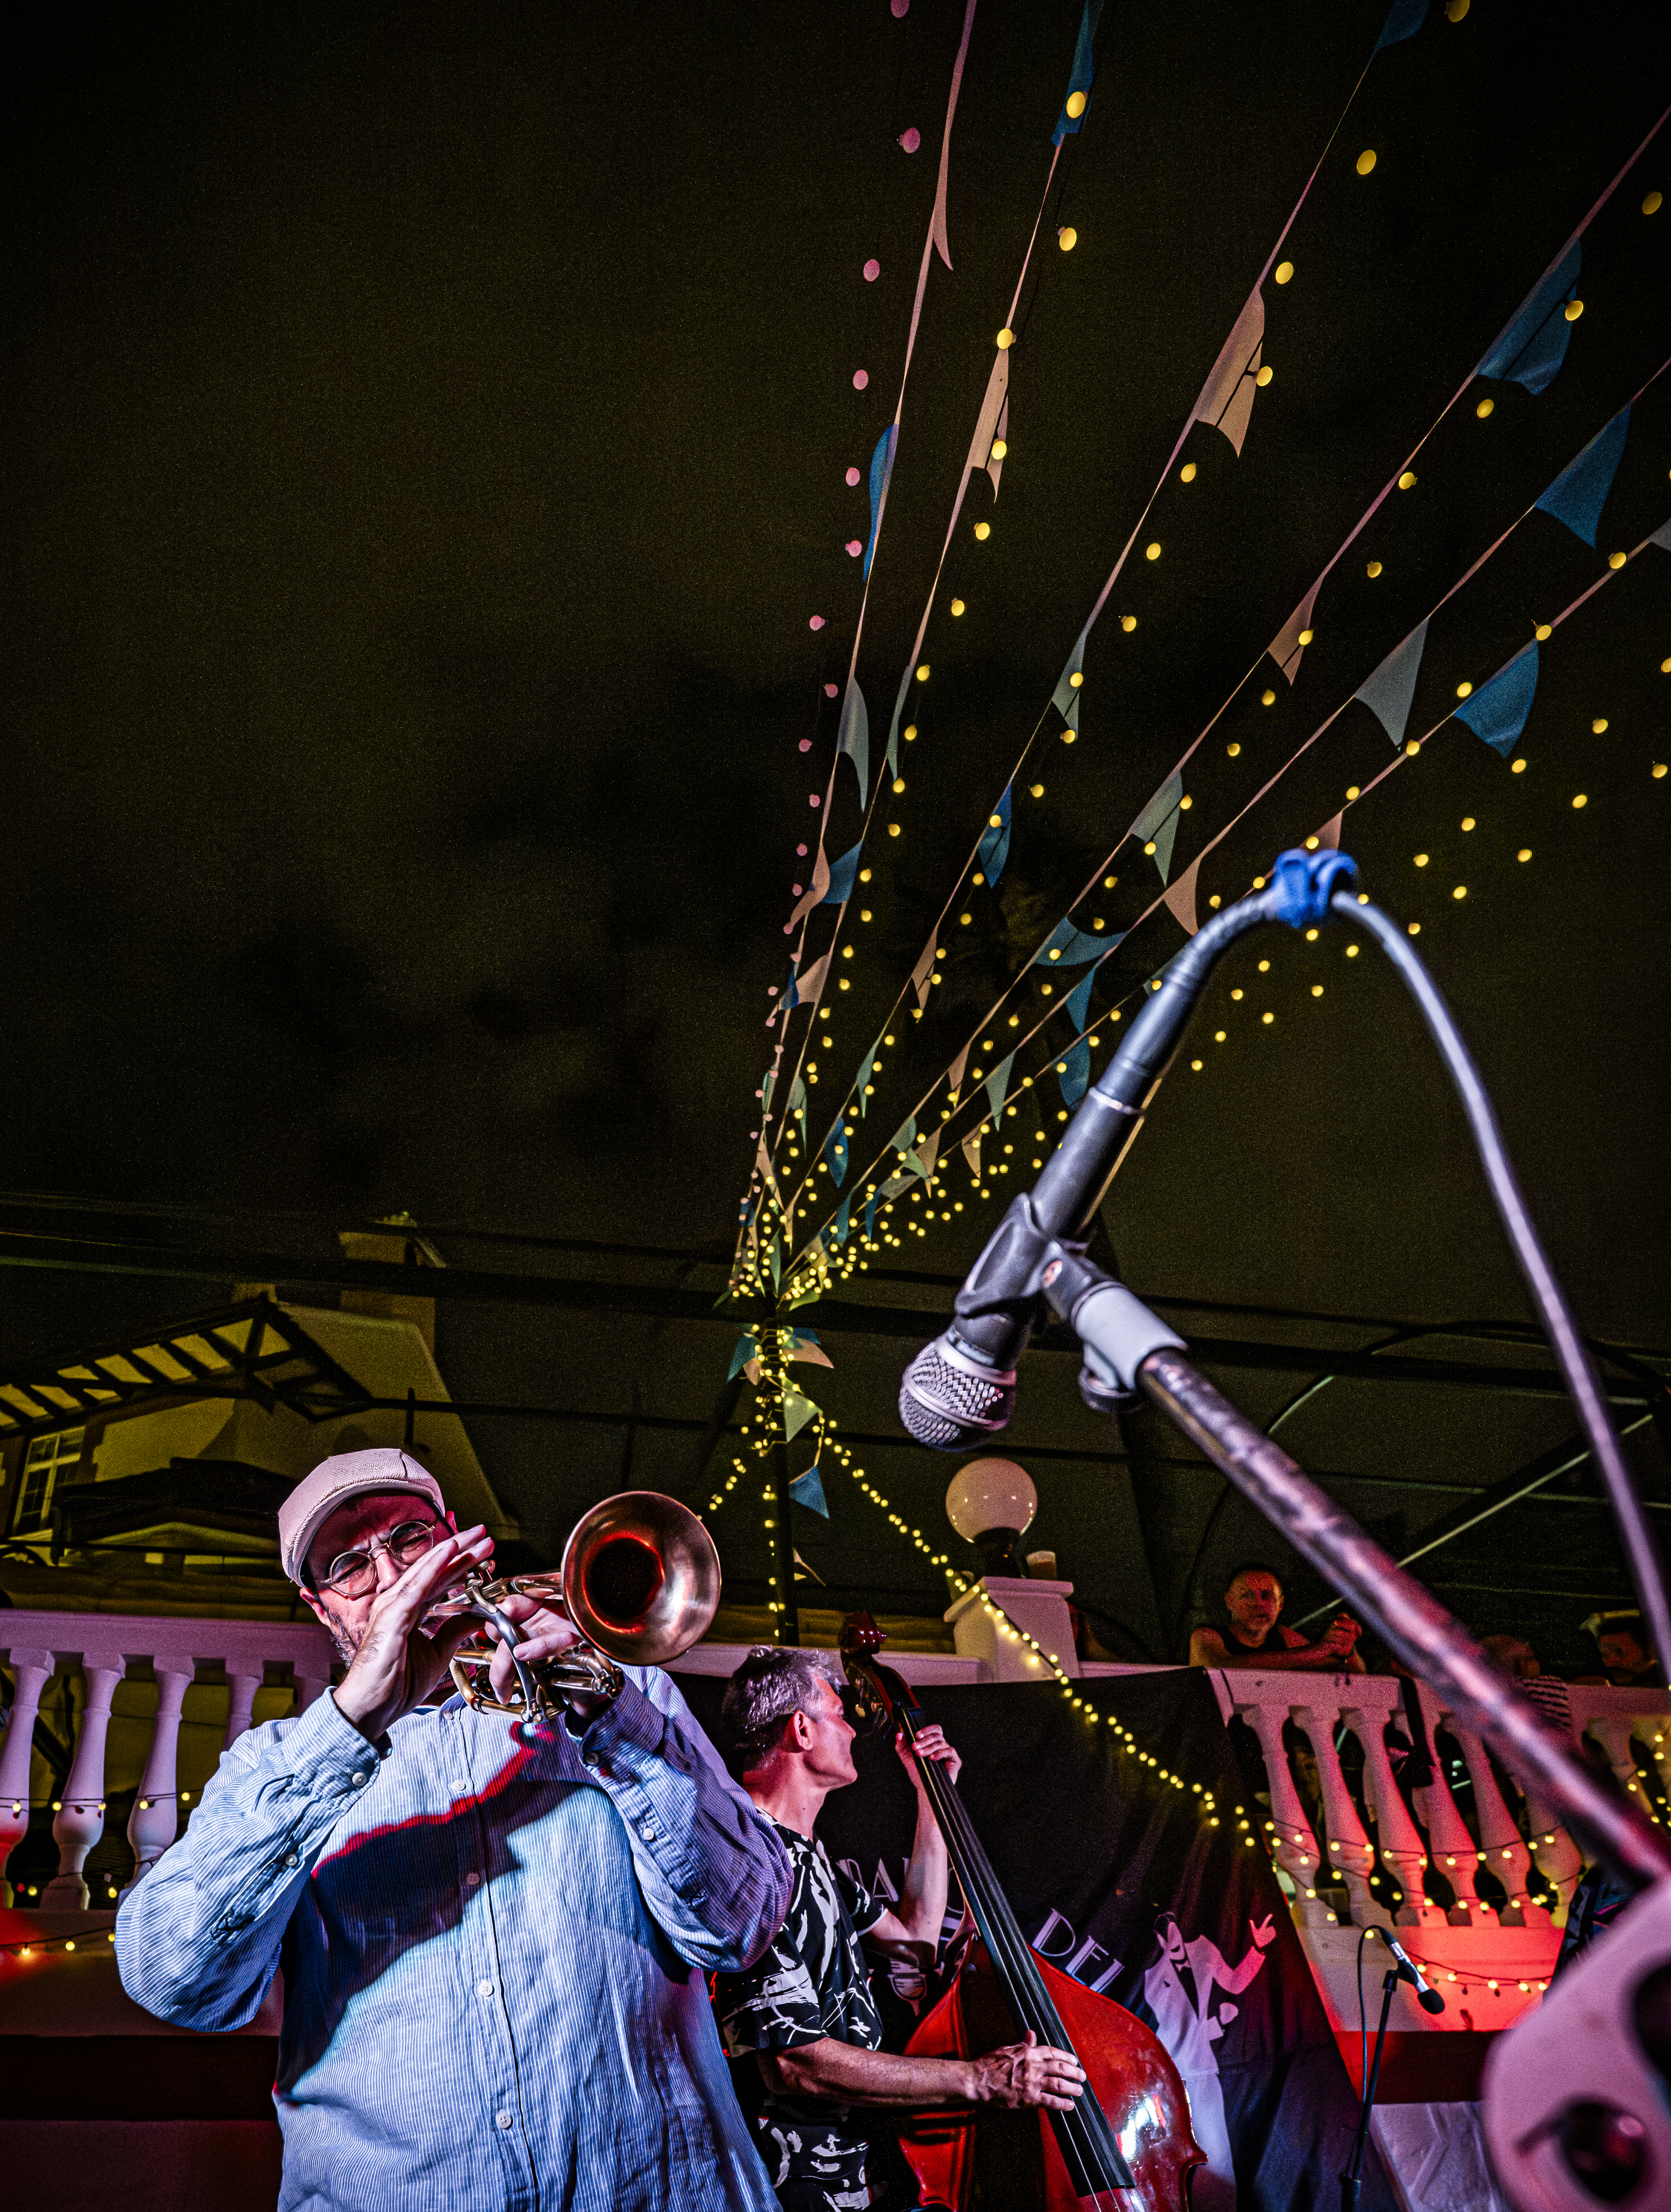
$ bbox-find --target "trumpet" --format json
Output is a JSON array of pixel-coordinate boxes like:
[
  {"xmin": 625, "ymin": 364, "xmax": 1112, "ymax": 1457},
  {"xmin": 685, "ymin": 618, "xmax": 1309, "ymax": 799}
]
[{"xmin": 442, "ymin": 1490, "xmax": 722, "ymax": 1721}]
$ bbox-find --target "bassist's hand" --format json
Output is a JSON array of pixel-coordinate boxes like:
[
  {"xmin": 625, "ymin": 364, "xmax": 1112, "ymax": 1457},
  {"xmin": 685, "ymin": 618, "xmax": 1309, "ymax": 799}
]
[{"xmin": 968, "ymin": 2029, "xmax": 1086, "ymax": 2112}]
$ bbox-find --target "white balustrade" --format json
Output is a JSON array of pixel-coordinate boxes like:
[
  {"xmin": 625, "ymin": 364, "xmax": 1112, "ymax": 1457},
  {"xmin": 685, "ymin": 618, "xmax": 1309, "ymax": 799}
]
[
  {"xmin": 1411, "ymin": 1683, "xmax": 1486, "ymax": 1924},
  {"xmin": 0, "ymin": 1608, "xmax": 335, "ymax": 1908},
  {"xmin": 1342, "ymin": 1682, "xmax": 1440, "ymax": 1927},
  {"xmin": 124, "ymin": 1667, "xmax": 191, "ymax": 1894},
  {"xmin": 1230, "ymin": 1692, "xmax": 1332, "ymax": 1924},
  {"xmin": 0, "ymin": 1649, "xmax": 53, "ymax": 1903},
  {"xmin": 43, "ymin": 1649, "xmax": 125, "ymax": 1908},
  {"xmin": 1445, "ymin": 1718, "xmax": 1546, "ymax": 1927},
  {"xmin": 1291, "ymin": 1693, "xmax": 1379, "ymax": 1923}
]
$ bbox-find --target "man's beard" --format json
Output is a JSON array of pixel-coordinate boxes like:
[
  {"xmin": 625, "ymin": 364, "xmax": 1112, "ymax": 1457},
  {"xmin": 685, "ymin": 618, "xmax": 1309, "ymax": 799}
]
[{"xmin": 319, "ymin": 1605, "xmax": 364, "ymax": 1667}]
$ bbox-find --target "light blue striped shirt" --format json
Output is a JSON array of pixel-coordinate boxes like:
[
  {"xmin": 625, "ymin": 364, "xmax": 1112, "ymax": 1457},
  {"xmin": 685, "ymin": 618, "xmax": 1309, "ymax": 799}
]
[{"xmin": 117, "ymin": 1670, "xmax": 792, "ymax": 2212}]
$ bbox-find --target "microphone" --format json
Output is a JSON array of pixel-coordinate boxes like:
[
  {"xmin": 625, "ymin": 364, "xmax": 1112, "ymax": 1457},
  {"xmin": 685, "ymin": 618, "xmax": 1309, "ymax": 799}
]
[
  {"xmin": 1384, "ymin": 1935, "xmax": 1446, "ymax": 2014},
  {"xmin": 900, "ymin": 848, "xmax": 1359, "ymax": 1449}
]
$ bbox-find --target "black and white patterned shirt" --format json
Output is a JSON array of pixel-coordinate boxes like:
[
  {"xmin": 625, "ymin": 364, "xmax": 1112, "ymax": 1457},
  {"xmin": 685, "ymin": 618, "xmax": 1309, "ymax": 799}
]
[{"xmin": 714, "ymin": 1821, "xmax": 886, "ymax": 2202}]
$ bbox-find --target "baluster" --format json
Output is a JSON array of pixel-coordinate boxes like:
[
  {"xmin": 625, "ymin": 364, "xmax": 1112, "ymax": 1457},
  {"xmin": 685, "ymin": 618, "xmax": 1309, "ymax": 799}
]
[
  {"xmin": 43, "ymin": 1648, "xmax": 125, "ymax": 1909},
  {"xmin": 1293, "ymin": 1693, "xmax": 1377, "ymax": 1925},
  {"xmin": 1585, "ymin": 1716, "xmax": 1651, "ymax": 1819},
  {"xmin": 0, "ymin": 1651, "xmax": 53, "ymax": 1905},
  {"xmin": 124, "ymin": 1667, "xmax": 193, "ymax": 1895},
  {"xmin": 1411, "ymin": 1684, "xmax": 1486, "ymax": 1924},
  {"xmin": 1233, "ymin": 1694, "xmax": 1332, "ymax": 1925},
  {"xmin": 1343, "ymin": 1696, "xmax": 1438, "ymax": 1927},
  {"xmin": 1446, "ymin": 1715, "xmax": 1547, "ymax": 1927},
  {"xmin": 225, "ymin": 1669, "xmax": 263, "ymax": 1750}
]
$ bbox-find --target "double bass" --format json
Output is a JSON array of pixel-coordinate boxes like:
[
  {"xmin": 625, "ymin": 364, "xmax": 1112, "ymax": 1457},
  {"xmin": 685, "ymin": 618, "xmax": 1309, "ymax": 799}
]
[{"xmin": 839, "ymin": 1614, "xmax": 1205, "ymax": 2212}]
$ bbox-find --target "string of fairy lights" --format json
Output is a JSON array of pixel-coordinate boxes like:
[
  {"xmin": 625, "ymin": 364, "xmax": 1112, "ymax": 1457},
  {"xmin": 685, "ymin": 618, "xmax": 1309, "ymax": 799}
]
[{"xmin": 734, "ymin": 142, "xmax": 1666, "ymax": 1304}]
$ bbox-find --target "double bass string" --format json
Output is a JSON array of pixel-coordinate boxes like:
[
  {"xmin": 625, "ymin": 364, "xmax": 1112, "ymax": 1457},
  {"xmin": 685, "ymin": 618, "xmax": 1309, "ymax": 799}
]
[{"xmin": 900, "ymin": 1697, "xmax": 1133, "ymax": 2191}]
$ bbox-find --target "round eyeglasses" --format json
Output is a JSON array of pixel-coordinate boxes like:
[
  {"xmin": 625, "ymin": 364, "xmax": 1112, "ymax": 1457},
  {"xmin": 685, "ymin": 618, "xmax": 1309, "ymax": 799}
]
[{"xmin": 317, "ymin": 1517, "xmax": 443, "ymax": 1597}]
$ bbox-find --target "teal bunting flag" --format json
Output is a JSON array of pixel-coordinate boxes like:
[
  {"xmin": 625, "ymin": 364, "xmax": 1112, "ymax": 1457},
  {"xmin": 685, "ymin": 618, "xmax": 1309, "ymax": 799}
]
[
  {"xmin": 789, "ymin": 1075, "xmax": 808, "ymax": 1154},
  {"xmin": 978, "ymin": 786, "xmax": 1013, "ymax": 885},
  {"xmin": 1052, "ymin": 0, "xmax": 1104, "ymax": 145},
  {"xmin": 1478, "ymin": 241, "xmax": 1580, "ymax": 396},
  {"xmin": 1536, "ymin": 408, "xmax": 1629, "ymax": 548},
  {"xmin": 864, "ymin": 1187, "xmax": 881, "ymax": 1241},
  {"xmin": 855, "ymin": 1030, "xmax": 885, "ymax": 1117},
  {"xmin": 824, "ymin": 1113, "xmax": 849, "ymax": 1188},
  {"xmin": 789, "ymin": 1464, "xmax": 830, "ymax": 1517},
  {"xmin": 1036, "ymin": 920, "xmax": 1120, "ymax": 969},
  {"xmin": 822, "ymin": 842, "xmax": 863, "ymax": 905},
  {"xmin": 1374, "ymin": 0, "xmax": 1427, "ymax": 51},
  {"xmin": 1057, "ymin": 1037, "xmax": 1091, "ymax": 1108},
  {"xmin": 834, "ymin": 1192, "xmax": 852, "ymax": 1245},
  {"xmin": 1454, "ymin": 644, "xmax": 1539, "ymax": 757},
  {"xmin": 984, "ymin": 1052, "xmax": 1015, "ymax": 1125},
  {"xmin": 865, "ymin": 426, "xmax": 898, "ymax": 580},
  {"xmin": 727, "ymin": 1331, "xmax": 758, "ymax": 1380}
]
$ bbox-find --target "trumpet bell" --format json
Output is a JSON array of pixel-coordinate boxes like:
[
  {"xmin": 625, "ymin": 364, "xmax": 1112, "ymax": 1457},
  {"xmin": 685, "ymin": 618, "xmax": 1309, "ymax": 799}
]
[{"xmin": 562, "ymin": 1489, "xmax": 720, "ymax": 1667}]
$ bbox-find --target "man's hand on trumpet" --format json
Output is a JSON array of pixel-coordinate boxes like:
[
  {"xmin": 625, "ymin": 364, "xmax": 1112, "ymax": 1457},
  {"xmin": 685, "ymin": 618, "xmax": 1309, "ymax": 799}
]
[{"xmin": 479, "ymin": 1587, "xmax": 613, "ymax": 1718}]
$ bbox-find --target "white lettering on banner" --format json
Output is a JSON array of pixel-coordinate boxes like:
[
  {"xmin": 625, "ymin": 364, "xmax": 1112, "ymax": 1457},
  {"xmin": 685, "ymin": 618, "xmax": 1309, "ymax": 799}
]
[{"xmin": 1032, "ymin": 1908, "xmax": 1077, "ymax": 1957}]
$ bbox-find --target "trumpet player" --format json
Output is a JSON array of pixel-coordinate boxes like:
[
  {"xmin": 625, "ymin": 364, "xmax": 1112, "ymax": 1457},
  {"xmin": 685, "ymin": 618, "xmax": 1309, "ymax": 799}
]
[{"xmin": 117, "ymin": 1447, "xmax": 793, "ymax": 2212}]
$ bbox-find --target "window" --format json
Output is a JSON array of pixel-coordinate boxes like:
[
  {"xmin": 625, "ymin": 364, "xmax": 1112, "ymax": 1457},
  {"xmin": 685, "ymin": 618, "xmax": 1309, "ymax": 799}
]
[{"xmin": 14, "ymin": 1429, "xmax": 84, "ymax": 1534}]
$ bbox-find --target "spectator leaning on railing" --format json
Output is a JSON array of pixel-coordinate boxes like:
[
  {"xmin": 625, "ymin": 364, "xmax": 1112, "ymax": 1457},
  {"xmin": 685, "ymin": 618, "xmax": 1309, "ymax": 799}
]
[{"xmin": 1187, "ymin": 1563, "xmax": 1366, "ymax": 1673}]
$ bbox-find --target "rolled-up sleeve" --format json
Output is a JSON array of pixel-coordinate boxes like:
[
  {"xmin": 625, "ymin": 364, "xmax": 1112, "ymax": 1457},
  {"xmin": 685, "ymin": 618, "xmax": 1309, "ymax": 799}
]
[
  {"xmin": 567, "ymin": 1672, "xmax": 790, "ymax": 1972},
  {"xmin": 116, "ymin": 1689, "xmax": 387, "ymax": 2031}
]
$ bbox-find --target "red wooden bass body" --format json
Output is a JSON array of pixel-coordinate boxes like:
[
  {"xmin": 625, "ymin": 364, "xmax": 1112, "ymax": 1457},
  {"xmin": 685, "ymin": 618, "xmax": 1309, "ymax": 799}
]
[{"xmin": 839, "ymin": 1615, "xmax": 1205, "ymax": 2212}]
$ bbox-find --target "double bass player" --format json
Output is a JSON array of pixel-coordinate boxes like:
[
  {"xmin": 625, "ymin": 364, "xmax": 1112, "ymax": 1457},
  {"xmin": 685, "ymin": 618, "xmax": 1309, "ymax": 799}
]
[{"xmin": 714, "ymin": 1646, "xmax": 1085, "ymax": 2212}]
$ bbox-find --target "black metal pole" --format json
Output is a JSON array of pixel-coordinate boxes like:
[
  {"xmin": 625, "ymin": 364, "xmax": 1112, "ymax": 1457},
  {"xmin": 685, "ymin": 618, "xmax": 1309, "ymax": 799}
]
[{"xmin": 1341, "ymin": 1969, "xmax": 1400, "ymax": 2212}]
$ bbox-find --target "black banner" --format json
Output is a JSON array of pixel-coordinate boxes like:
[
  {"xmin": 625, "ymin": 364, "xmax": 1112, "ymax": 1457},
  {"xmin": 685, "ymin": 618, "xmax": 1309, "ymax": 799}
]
[{"xmin": 677, "ymin": 1666, "xmax": 1395, "ymax": 2212}]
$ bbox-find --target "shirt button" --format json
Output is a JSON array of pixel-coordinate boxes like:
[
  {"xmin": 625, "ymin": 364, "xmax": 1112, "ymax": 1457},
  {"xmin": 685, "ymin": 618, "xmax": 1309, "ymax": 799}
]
[
  {"xmin": 350, "ymin": 1772, "xmax": 366, "ymax": 1787},
  {"xmin": 495, "ymin": 2110, "xmax": 514, "ymax": 2131},
  {"xmin": 477, "ymin": 1979, "xmax": 494, "ymax": 1998},
  {"xmin": 465, "ymin": 1871, "xmax": 481, "ymax": 1887},
  {"xmin": 281, "ymin": 1853, "xmax": 299, "ymax": 1869},
  {"xmin": 639, "ymin": 1822, "xmax": 658, "ymax": 1842}
]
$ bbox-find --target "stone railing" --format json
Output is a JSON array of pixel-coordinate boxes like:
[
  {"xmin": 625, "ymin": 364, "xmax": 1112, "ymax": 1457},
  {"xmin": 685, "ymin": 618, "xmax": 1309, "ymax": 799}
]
[
  {"xmin": 1, "ymin": 1609, "xmax": 334, "ymax": 1909},
  {"xmin": 1215, "ymin": 1667, "xmax": 1671, "ymax": 2034}
]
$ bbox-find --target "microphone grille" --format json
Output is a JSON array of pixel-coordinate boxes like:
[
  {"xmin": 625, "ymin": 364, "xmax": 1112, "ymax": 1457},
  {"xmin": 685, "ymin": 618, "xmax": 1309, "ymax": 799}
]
[{"xmin": 899, "ymin": 1340, "xmax": 1016, "ymax": 1450}]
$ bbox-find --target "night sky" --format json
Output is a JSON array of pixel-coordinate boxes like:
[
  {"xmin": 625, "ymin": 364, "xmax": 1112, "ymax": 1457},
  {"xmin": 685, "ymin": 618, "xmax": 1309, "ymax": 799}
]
[{"xmin": 4, "ymin": 0, "xmax": 1669, "ymax": 1669}]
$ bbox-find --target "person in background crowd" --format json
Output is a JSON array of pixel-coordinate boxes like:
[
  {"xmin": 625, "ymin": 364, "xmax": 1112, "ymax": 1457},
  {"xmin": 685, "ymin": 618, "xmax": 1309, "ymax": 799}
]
[
  {"xmin": 1480, "ymin": 1632, "xmax": 1573, "ymax": 1733},
  {"xmin": 1576, "ymin": 1610, "xmax": 1666, "ymax": 1688},
  {"xmin": 1188, "ymin": 1563, "xmax": 1366, "ymax": 1673}
]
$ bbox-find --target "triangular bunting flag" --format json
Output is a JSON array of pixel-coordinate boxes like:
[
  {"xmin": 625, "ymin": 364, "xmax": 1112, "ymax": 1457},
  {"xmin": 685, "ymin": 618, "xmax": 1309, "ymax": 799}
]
[
  {"xmin": 948, "ymin": 1042, "xmax": 970, "ymax": 1098},
  {"xmin": 965, "ymin": 351, "xmax": 1010, "ymax": 474},
  {"xmin": 1162, "ymin": 854, "xmax": 1202, "ymax": 936},
  {"xmin": 962, "ymin": 1129, "xmax": 983, "ymax": 1179},
  {"xmin": 1053, "ymin": 0, "xmax": 1104, "ymax": 145},
  {"xmin": 978, "ymin": 786, "xmax": 1013, "ymax": 884},
  {"xmin": 855, "ymin": 1031, "xmax": 885, "ymax": 1116},
  {"xmin": 986, "ymin": 396, "xmax": 1008, "ymax": 498},
  {"xmin": 822, "ymin": 841, "xmax": 863, "ymax": 906},
  {"xmin": 833, "ymin": 1193, "xmax": 852, "ymax": 1245},
  {"xmin": 1536, "ymin": 408, "xmax": 1630, "ymax": 549},
  {"xmin": 837, "ymin": 677, "xmax": 870, "ymax": 806},
  {"xmin": 727, "ymin": 1331, "xmax": 758, "ymax": 1380},
  {"xmin": 1313, "ymin": 812, "xmax": 1343, "ymax": 851},
  {"xmin": 1192, "ymin": 290, "xmax": 1265, "ymax": 456},
  {"xmin": 1478, "ymin": 240, "xmax": 1581, "ymax": 395},
  {"xmin": 910, "ymin": 936, "xmax": 938, "ymax": 1010},
  {"xmin": 789, "ymin": 1465, "xmax": 830, "ymax": 1517},
  {"xmin": 823, "ymin": 1113, "xmax": 849, "ymax": 1189},
  {"xmin": 788, "ymin": 844, "xmax": 832, "ymax": 931},
  {"xmin": 1454, "ymin": 644, "xmax": 1539, "ymax": 758},
  {"xmin": 1355, "ymin": 620, "xmax": 1428, "ymax": 747},
  {"xmin": 1375, "ymin": 0, "xmax": 1427, "ymax": 50},
  {"xmin": 985, "ymin": 1053, "xmax": 1015, "ymax": 1123},
  {"xmin": 865, "ymin": 426, "xmax": 898, "ymax": 579},
  {"xmin": 1270, "ymin": 581, "xmax": 1322, "ymax": 685},
  {"xmin": 782, "ymin": 1388, "xmax": 819, "ymax": 1441}
]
